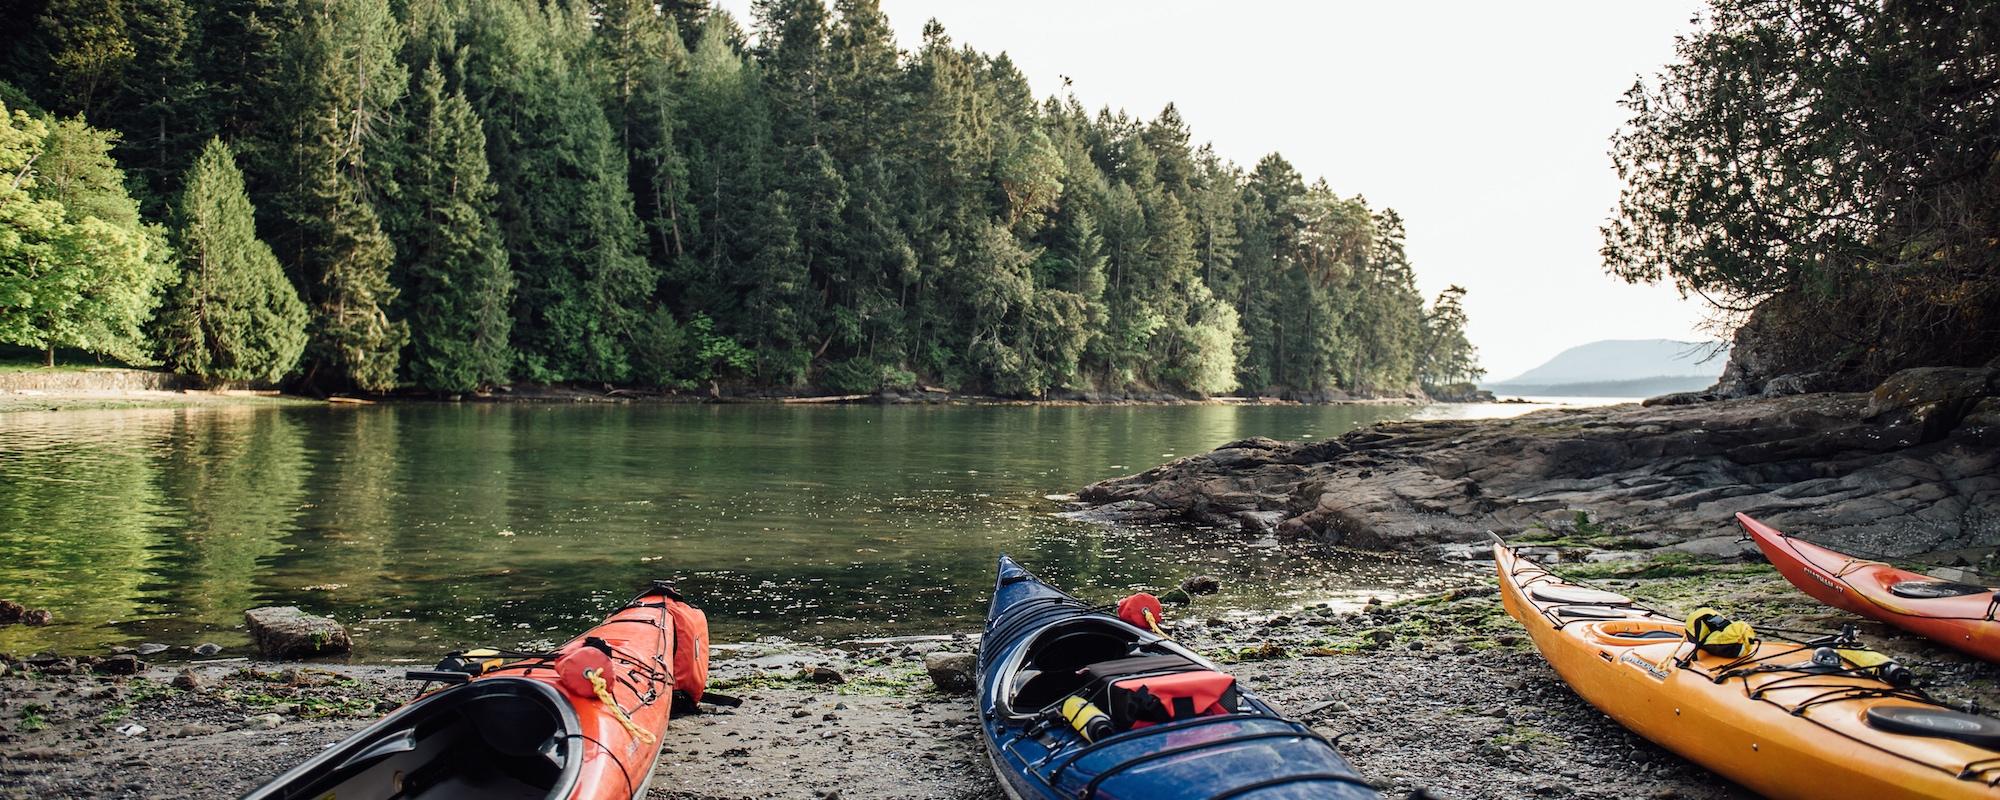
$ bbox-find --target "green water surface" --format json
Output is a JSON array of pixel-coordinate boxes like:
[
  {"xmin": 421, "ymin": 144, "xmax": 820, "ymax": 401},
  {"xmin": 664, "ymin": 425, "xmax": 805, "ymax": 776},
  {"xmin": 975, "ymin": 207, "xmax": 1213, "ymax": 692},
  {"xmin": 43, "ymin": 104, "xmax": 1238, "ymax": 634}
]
[{"xmin": 0, "ymin": 402, "xmax": 1537, "ymax": 658}]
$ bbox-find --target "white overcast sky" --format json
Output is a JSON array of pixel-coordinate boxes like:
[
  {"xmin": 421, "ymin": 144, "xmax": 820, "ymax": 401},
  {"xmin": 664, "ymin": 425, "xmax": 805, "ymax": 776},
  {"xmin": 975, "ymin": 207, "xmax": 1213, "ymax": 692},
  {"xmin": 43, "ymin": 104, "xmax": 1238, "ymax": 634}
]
[{"xmin": 715, "ymin": 0, "xmax": 1715, "ymax": 380}]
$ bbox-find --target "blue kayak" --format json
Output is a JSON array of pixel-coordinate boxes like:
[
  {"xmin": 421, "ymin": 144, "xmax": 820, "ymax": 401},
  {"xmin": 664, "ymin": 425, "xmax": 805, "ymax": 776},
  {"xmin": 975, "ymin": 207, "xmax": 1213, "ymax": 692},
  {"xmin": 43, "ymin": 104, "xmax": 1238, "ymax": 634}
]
[{"xmin": 977, "ymin": 556, "xmax": 1377, "ymax": 800}]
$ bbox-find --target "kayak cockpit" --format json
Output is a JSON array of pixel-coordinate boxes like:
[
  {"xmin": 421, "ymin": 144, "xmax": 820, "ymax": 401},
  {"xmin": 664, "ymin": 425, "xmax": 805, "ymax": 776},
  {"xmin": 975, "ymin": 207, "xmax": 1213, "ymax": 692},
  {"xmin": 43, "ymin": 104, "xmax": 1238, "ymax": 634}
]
[
  {"xmin": 1004, "ymin": 618, "xmax": 1145, "ymax": 717},
  {"xmin": 988, "ymin": 617, "xmax": 1370, "ymax": 798},
  {"xmin": 995, "ymin": 615, "xmax": 1240, "ymax": 729},
  {"xmin": 241, "ymin": 677, "xmax": 582, "ymax": 800}
]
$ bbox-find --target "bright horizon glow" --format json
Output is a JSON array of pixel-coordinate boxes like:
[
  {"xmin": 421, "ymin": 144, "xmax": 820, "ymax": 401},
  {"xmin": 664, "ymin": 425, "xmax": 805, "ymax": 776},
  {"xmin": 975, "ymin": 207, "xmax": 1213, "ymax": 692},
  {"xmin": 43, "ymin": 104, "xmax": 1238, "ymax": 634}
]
[{"xmin": 716, "ymin": 0, "xmax": 1716, "ymax": 381}]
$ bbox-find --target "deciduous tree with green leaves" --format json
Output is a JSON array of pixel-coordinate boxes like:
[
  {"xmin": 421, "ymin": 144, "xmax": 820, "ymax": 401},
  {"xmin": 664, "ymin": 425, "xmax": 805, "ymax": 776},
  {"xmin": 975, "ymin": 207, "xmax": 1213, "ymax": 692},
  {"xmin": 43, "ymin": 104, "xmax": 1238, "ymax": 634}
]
[
  {"xmin": 1605, "ymin": 0, "xmax": 2000, "ymax": 383},
  {"xmin": 0, "ymin": 106, "xmax": 166, "ymax": 367}
]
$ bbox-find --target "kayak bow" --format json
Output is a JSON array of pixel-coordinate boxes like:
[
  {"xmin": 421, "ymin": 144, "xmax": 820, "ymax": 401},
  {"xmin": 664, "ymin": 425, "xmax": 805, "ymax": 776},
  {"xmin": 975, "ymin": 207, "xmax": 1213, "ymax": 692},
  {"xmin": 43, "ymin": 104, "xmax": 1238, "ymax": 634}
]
[{"xmin": 1740, "ymin": 511, "xmax": 2000, "ymax": 662}]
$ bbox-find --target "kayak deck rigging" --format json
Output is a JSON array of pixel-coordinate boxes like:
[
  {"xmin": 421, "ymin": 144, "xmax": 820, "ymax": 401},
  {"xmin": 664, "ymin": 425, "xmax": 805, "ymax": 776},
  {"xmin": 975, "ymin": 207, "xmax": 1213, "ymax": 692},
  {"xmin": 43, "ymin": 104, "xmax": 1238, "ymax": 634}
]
[{"xmin": 1499, "ymin": 544, "xmax": 2000, "ymax": 796}]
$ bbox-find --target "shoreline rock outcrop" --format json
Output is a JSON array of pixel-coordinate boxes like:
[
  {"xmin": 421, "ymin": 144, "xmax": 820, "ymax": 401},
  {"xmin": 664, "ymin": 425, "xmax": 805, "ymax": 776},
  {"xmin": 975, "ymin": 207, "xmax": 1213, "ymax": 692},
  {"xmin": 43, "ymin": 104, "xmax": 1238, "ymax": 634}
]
[
  {"xmin": 1074, "ymin": 366, "xmax": 2000, "ymax": 559},
  {"xmin": 244, "ymin": 607, "xmax": 353, "ymax": 660}
]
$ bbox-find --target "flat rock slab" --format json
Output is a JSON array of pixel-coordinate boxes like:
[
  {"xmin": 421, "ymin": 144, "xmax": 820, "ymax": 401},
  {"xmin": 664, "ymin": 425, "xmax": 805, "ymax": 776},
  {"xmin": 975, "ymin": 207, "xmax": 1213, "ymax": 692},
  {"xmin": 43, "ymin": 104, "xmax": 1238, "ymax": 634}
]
[
  {"xmin": 1074, "ymin": 366, "xmax": 2000, "ymax": 556},
  {"xmin": 244, "ymin": 607, "xmax": 352, "ymax": 660}
]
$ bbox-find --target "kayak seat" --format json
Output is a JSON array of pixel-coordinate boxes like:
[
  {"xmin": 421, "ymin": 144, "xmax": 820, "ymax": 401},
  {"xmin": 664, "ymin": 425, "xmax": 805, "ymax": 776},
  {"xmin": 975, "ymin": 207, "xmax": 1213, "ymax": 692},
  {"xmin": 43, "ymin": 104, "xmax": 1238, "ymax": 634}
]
[
  {"xmin": 1080, "ymin": 653, "xmax": 1201, "ymax": 682},
  {"xmin": 1865, "ymin": 706, "xmax": 2000, "ymax": 748},
  {"xmin": 1014, "ymin": 669, "xmax": 1076, "ymax": 712},
  {"xmin": 1030, "ymin": 628, "xmax": 1140, "ymax": 674},
  {"xmin": 1551, "ymin": 605, "xmax": 1639, "ymax": 620},
  {"xmin": 1010, "ymin": 621, "xmax": 1144, "ymax": 713},
  {"xmin": 259, "ymin": 678, "xmax": 576, "ymax": 800},
  {"xmin": 1529, "ymin": 585, "xmax": 1632, "ymax": 606},
  {"xmin": 1888, "ymin": 580, "xmax": 1991, "ymax": 599}
]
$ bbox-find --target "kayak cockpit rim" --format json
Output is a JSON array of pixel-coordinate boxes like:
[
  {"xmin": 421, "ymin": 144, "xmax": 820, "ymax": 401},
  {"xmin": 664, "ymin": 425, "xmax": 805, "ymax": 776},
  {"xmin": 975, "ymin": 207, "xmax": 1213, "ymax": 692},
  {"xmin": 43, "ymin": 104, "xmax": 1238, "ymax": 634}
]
[
  {"xmin": 239, "ymin": 676, "xmax": 584, "ymax": 800},
  {"xmin": 985, "ymin": 614, "xmax": 1215, "ymax": 723}
]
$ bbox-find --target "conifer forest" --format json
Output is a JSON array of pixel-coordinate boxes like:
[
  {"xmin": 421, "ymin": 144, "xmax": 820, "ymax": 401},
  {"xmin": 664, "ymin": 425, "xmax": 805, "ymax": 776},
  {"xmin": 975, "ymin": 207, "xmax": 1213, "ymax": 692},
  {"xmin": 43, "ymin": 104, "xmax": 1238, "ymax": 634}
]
[{"xmin": 0, "ymin": 0, "xmax": 1482, "ymax": 397}]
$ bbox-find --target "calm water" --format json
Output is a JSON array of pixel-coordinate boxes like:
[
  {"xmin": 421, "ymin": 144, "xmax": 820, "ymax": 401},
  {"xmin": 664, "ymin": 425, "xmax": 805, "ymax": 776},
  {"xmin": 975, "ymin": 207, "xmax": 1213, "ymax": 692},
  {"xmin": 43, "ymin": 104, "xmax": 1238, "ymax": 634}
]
[{"xmin": 0, "ymin": 401, "xmax": 1565, "ymax": 659}]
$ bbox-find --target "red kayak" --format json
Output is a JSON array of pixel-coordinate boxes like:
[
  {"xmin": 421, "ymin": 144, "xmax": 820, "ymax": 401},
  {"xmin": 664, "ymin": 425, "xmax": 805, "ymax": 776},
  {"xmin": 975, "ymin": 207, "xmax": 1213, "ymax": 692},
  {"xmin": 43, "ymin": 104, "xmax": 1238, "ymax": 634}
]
[
  {"xmin": 243, "ymin": 581, "xmax": 715, "ymax": 800},
  {"xmin": 1739, "ymin": 513, "xmax": 2000, "ymax": 662}
]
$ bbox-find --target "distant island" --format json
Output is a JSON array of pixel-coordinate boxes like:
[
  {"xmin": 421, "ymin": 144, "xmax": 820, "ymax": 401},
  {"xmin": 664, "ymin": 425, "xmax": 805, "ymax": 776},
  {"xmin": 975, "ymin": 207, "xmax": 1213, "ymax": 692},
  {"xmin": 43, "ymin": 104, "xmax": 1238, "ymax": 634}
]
[{"xmin": 1484, "ymin": 339, "xmax": 1724, "ymax": 398}]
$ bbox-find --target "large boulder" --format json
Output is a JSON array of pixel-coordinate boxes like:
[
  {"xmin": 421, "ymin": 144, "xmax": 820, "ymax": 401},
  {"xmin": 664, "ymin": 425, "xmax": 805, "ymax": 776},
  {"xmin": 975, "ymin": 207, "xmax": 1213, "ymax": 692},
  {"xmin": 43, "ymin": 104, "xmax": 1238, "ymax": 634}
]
[
  {"xmin": 1866, "ymin": 366, "xmax": 1999, "ymax": 442},
  {"xmin": 923, "ymin": 651, "xmax": 977, "ymax": 694},
  {"xmin": 244, "ymin": 607, "xmax": 352, "ymax": 660}
]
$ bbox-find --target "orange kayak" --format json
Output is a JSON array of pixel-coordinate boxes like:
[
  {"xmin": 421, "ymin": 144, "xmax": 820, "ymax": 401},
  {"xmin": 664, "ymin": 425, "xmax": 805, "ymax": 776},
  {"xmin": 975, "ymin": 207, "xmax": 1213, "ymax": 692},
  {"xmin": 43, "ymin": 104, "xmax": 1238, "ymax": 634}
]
[
  {"xmin": 1740, "ymin": 512, "xmax": 2000, "ymax": 662},
  {"xmin": 243, "ymin": 581, "xmax": 712, "ymax": 800},
  {"xmin": 1496, "ymin": 542, "xmax": 2000, "ymax": 799}
]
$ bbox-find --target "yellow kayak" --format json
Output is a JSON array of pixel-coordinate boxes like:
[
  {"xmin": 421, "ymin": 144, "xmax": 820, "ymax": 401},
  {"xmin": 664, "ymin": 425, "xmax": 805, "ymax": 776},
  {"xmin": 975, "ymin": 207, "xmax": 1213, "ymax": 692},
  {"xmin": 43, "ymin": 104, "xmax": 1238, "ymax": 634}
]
[{"xmin": 1495, "ymin": 543, "xmax": 2000, "ymax": 799}]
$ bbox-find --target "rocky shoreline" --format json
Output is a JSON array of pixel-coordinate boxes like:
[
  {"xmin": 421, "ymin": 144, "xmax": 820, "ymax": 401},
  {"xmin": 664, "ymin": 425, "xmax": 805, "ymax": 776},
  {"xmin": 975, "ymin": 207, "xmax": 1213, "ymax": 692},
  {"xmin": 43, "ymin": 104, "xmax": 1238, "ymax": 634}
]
[
  {"xmin": 9, "ymin": 548, "xmax": 1999, "ymax": 800},
  {"xmin": 1070, "ymin": 365, "xmax": 2000, "ymax": 565}
]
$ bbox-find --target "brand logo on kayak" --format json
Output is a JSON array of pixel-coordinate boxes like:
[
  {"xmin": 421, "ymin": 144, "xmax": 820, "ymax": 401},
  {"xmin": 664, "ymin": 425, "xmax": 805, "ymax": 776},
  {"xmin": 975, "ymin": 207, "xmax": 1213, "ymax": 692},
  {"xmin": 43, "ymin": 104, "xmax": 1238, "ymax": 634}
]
[
  {"xmin": 1805, "ymin": 567, "xmax": 1845, "ymax": 592},
  {"xmin": 1619, "ymin": 651, "xmax": 1671, "ymax": 681}
]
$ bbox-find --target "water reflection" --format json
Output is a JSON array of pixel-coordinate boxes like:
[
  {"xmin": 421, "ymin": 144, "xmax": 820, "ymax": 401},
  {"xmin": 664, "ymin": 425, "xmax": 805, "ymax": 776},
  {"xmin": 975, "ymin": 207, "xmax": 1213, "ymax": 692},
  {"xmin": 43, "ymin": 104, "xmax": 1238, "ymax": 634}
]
[{"xmin": 0, "ymin": 402, "xmax": 1520, "ymax": 657}]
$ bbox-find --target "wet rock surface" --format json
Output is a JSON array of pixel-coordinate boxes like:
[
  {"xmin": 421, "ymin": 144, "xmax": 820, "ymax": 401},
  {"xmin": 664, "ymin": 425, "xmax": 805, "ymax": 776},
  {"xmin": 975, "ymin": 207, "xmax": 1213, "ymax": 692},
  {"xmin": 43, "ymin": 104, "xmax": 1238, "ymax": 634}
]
[
  {"xmin": 243, "ymin": 607, "xmax": 352, "ymax": 660},
  {"xmin": 1075, "ymin": 369, "xmax": 2000, "ymax": 559}
]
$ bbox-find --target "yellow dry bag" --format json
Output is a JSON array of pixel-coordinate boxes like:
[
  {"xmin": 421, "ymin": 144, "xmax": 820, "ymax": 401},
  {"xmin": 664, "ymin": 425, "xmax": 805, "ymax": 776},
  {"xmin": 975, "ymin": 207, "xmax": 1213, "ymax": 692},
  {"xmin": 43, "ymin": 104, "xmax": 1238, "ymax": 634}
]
[{"xmin": 1685, "ymin": 607, "xmax": 1755, "ymax": 658}]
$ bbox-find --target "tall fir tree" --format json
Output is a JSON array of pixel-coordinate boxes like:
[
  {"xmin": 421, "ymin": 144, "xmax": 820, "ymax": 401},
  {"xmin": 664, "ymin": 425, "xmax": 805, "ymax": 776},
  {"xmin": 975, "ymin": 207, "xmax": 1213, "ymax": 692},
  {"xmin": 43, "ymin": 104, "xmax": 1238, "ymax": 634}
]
[
  {"xmin": 591, "ymin": 0, "xmax": 695, "ymax": 273},
  {"xmin": 266, "ymin": 0, "xmax": 407, "ymax": 391},
  {"xmin": 157, "ymin": 137, "xmax": 307, "ymax": 383},
  {"xmin": 386, "ymin": 64, "xmax": 511, "ymax": 393},
  {"xmin": 461, "ymin": 0, "xmax": 651, "ymax": 382}
]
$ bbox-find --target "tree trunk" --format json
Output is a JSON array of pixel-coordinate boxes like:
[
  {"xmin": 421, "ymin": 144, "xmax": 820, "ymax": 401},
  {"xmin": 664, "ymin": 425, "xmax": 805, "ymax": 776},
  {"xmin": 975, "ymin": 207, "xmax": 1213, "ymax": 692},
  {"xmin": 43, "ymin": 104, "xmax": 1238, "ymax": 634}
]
[{"xmin": 44, "ymin": 346, "xmax": 54, "ymax": 368}]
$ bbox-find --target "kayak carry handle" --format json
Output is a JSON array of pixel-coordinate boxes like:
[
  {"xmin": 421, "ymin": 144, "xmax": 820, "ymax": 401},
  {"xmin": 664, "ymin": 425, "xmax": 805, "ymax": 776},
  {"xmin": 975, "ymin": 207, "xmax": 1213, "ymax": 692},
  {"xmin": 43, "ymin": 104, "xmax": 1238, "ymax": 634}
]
[{"xmin": 404, "ymin": 670, "xmax": 472, "ymax": 684}]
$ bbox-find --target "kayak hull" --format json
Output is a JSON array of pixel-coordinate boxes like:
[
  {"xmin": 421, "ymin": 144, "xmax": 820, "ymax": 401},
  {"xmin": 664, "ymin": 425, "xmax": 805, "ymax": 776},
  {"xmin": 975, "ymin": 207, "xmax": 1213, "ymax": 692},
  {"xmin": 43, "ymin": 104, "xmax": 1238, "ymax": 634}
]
[
  {"xmin": 243, "ymin": 584, "xmax": 695, "ymax": 800},
  {"xmin": 1497, "ymin": 543, "xmax": 2000, "ymax": 800},
  {"xmin": 1739, "ymin": 512, "xmax": 2000, "ymax": 661},
  {"xmin": 977, "ymin": 556, "xmax": 1374, "ymax": 800}
]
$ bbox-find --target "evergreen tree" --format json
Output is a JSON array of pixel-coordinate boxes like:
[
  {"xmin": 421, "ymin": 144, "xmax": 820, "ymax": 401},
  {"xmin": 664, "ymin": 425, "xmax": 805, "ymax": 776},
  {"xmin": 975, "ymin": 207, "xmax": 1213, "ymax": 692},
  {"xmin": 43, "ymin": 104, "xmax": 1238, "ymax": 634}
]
[
  {"xmin": 189, "ymin": 0, "xmax": 295, "ymax": 188},
  {"xmin": 387, "ymin": 64, "xmax": 511, "ymax": 393},
  {"xmin": 592, "ymin": 0, "xmax": 694, "ymax": 271},
  {"xmin": 675, "ymin": 11, "xmax": 779, "ymax": 346},
  {"xmin": 157, "ymin": 137, "xmax": 307, "ymax": 383},
  {"xmin": 661, "ymin": 0, "xmax": 710, "ymax": 50},
  {"xmin": 742, "ymin": 189, "xmax": 810, "ymax": 382},
  {"xmin": 267, "ymin": 0, "xmax": 406, "ymax": 390},
  {"xmin": 1419, "ymin": 285, "xmax": 1481, "ymax": 389},
  {"xmin": 461, "ymin": 0, "xmax": 651, "ymax": 382}
]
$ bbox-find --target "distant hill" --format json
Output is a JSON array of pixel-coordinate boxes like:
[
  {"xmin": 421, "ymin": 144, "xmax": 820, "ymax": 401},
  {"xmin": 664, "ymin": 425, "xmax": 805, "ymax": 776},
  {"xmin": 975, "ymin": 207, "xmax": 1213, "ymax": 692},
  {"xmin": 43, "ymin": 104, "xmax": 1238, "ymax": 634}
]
[{"xmin": 1489, "ymin": 339, "xmax": 1725, "ymax": 397}]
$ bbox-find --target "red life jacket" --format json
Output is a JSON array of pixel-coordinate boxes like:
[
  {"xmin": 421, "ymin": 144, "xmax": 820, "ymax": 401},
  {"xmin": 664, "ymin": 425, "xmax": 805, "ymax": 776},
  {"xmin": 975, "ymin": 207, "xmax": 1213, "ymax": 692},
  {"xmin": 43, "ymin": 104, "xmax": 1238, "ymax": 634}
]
[{"xmin": 1110, "ymin": 670, "xmax": 1239, "ymax": 729}]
